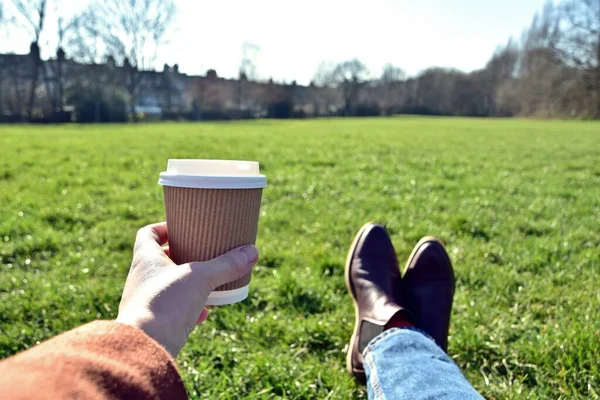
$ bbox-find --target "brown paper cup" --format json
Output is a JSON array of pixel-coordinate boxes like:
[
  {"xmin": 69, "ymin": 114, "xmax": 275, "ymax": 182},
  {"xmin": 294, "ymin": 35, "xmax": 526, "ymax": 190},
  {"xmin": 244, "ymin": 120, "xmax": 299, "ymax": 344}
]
[
  {"xmin": 163, "ymin": 186, "xmax": 262, "ymax": 304},
  {"xmin": 158, "ymin": 159, "xmax": 266, "ymax": 306}
]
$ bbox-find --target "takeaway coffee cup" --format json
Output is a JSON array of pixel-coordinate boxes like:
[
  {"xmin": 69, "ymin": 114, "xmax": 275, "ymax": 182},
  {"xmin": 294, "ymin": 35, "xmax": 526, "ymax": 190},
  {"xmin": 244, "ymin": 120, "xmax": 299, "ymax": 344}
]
[{"xmin": 158, "ymin": 159, "xmax": 266, "ymax": 305}]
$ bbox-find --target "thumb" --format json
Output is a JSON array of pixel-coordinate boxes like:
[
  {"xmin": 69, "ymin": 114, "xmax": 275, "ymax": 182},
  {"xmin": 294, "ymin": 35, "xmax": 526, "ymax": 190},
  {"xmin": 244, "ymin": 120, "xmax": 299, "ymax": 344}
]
[{"xmin": 190, "ymin": 245, "xmax": 259, "ymax": 290}]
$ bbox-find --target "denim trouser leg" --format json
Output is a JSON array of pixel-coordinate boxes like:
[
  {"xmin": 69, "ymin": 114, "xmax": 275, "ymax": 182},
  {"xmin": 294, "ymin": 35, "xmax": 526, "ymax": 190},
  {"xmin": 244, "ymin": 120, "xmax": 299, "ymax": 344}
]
[{"xmin": 363, "ymin": 328, "xmax": 483, "ymax": 400}]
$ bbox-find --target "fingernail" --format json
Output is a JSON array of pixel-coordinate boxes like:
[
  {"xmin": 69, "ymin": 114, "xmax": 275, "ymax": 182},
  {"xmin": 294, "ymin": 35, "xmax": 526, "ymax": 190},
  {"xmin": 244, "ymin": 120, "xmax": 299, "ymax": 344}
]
[{"xmin": 239, "ymin": 246, "xmax": 258, "ymax": 264}]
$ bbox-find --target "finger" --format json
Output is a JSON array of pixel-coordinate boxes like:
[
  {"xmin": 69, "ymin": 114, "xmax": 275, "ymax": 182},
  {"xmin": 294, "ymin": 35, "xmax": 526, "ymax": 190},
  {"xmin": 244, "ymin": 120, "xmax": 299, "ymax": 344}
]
[
  {"xmin": 188, "ymin": 245, "xmax": 258, "ymax": 290},
  {"xmin": 196, "ymin": 307, "xmax": 209, "ymax": 325},
  {"xmin": 162, "ymin": 246, "xmax": 170, "ymax": 258},
  {"xmin": 146, "ymin": 222, "xmax": 169, "ymax": 245},
  {"xmin": 134, "ymin": 222, "xmax": 168, "ymax": 256}
]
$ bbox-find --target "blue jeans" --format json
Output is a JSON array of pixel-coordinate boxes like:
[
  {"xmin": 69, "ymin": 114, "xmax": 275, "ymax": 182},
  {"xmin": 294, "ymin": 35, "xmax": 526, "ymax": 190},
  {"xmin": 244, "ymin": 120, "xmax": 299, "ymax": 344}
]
[{"xmin": 363, "ymin": 328, "xmax": 483, "ymax": 400}]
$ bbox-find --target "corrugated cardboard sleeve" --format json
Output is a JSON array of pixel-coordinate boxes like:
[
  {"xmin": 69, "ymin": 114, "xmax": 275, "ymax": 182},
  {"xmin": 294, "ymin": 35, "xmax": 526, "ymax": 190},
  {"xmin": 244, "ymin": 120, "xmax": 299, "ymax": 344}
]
[{"xmin": 163, "ymin": 186, "xmax": 262, "ymax": 291}]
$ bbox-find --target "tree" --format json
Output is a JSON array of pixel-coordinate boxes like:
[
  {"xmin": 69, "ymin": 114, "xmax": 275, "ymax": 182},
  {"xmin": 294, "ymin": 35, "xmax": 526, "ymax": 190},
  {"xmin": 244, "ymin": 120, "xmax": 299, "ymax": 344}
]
[
  {"xmin": 65, "ymin": 10, "xmax": 120, "ymax": 123},
  {"xmin": 236, "ymin": 42, "xmax": 260, "ymax": 112},
  {"xmin": 8, "ymin": 0, "xmax": 47, "ymax": 49},
  {"xmin": 8, "ymin": 0, "xmax": 47, "ymax": 120},
  {"xmin": 555, "ymin": 0, "xmax": 599, "ymax": 69},
  {"xmin": 555, "ymin": 0, "xmax": 600, "ymax": 117},
  {"xmin": 3, "ymin": 0, "xmax": 80, "ymax": 120},
  {"xmin": 381, "ymin": 64, "xmax": 406, "ymax": 82},
  {"xmin": 1, "ymin": 1, "xmax": 20, "ymax": 28},
  {"xmin": 75, "ymin": 0, "xmax": 176, "ymax": 121},
  {"xmin": 331, "ymin": 59, "xmax": 369, "ymax": 115},
  {"xmin": 38, "ymin": 0, "xmax": 78, "ymax": 117},
  {"xmin": 239, "ymin": 42, "xmax": 260, "ymax": 81},
  {"xmin": 412, "ymin": 67, "xmax": 456, "ymax": 115},
  {"xmin": 310, "ymin": 61, "xmax": 340, "ymax": 115},
  {"xmin": 514, "ymin": 2, "xmax": 575, "ymax": 117},
  {"xmin": 312, "ymin": 61, "xmax": 335, "ymax": 86},
  {"xmin": 480, "ymin": 39, "xmax": 520, "ymax": 115},
  {"xmin": 380, "ymin": 64, "xmax": 406, "ymax": 114}
]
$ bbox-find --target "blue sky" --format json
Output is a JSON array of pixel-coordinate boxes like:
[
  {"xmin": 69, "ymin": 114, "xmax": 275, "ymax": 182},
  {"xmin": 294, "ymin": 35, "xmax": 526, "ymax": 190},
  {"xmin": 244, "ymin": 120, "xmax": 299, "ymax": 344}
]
[{"xmin": 1, "ymin": 0, "xmax": 551, "ymax": 84}]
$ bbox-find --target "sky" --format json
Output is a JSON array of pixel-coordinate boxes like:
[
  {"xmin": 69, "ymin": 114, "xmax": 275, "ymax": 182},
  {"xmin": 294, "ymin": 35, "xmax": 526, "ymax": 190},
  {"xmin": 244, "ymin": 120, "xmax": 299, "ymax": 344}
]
[{"xmin": 0, "ymin": 0, "xmax": 551, "ymax": 85}]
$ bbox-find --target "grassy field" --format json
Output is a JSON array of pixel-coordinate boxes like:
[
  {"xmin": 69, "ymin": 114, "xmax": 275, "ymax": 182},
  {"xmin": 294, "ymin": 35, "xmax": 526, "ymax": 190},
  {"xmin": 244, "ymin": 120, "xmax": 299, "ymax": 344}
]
[{"xmin": 0, "ymin": 117, "xmax": 599, "ymax": 399}]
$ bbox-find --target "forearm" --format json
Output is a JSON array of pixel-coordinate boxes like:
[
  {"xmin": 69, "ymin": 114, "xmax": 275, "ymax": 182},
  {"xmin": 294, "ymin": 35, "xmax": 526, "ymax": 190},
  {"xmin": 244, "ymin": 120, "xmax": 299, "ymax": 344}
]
[{"xmin": 0, "ymin": 321, "xmax": 188, "ymax": 400}]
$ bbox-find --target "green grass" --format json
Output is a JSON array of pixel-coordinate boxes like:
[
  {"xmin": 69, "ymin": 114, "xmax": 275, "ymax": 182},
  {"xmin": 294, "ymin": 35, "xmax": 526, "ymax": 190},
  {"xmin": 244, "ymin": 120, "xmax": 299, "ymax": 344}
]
[{"xmin": 0, "ymin": 117, "xmax": 599, "ymax": 399}]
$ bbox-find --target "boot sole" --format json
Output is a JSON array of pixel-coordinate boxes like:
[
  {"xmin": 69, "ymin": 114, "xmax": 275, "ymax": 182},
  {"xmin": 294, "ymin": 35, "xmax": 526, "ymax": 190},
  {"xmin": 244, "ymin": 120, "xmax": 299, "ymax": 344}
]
[{"xmin": 344, "ymin": 222, "xmax": 374, "ymax": 384}]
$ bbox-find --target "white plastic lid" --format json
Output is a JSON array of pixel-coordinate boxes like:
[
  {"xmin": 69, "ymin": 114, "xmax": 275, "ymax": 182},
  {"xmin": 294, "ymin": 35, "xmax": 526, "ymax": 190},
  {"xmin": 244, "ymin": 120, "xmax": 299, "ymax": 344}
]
[{"xmin": 158, "ymin": 159, "xmax": 267, "ymax": 189}]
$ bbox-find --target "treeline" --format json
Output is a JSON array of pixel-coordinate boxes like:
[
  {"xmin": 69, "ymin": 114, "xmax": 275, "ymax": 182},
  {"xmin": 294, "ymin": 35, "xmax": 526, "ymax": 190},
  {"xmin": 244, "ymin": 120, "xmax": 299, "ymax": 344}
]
[
  {"xmin": 0, "ymin": 0, "xmax": 176, "ymax": 122},
  {"xmin": 0, "ymin": 0, "xmax": 598, "ymax": 122},
  {"xmin": 314, "ymin": 0, "xmax": 598, "ymax": 119}
]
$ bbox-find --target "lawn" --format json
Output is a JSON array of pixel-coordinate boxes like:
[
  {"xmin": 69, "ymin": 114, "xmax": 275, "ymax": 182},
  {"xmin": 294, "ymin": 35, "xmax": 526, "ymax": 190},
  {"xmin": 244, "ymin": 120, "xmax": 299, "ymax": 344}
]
[{"xmin": 0, "ymin": 117, "xmax": 599, "ymax": 399}]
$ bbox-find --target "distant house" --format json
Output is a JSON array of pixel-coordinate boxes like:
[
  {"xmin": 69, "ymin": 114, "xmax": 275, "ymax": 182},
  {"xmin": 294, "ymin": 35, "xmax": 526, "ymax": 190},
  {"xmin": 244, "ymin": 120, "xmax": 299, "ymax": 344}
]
[
  {"xmin": 0, "ymin": 44, "xmax": 41, "ymax": 120},
  {"xmin": 0, "ymin": 43, "xmax": 344, "ymax": 122}
]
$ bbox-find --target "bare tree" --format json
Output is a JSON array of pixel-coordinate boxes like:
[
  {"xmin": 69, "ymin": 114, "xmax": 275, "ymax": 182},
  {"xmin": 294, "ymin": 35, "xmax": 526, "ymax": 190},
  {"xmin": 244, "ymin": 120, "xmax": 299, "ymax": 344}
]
[
  {"xmin": 331, "ymin": 59, "xmax": 369, "ymax": 115},
  {"xmin": 76, "ymin": 0, "xmax": 176, "ymax": 121},
  {"xmin": 8, "ymin": 0, "xmax": 47, "ymax": 120},
  {"xmin": 380, "ymin": 64, "xmax": 406, "ymax": 114},
  {"xmin": 480, "ymin": 39, "xmax": 520, "ymax": 115},
  {"xmin": 311, "ymin": 61, "xmax": 339, "ymax": 115},
  {"xmin": 555, "ymin": 0, "xmax": 599, "ymax": 69},
  {"xmin": 3, "ymin": 0, "xmax": 81, "ymax": 120},
  {"xmin": 64, "ymin": 9, "xmax": 114, "ymax": 123},
  {"xmin": 381, "ymin": 64, "xmax": 406, "ymax": 82},
  {"xmin": 239, "ymin": 42, "xmax": 260, "ymax": 81},
  {"xmin": 555, "ymin": 0, "xmax": 600, "ymax": 116},
  {"xmin": 1, "ymin": 1, "xmax": 22, "ymax": 29},
  {"xmin": 8, "ymin": 0, "xmax": 47, "ymax": 44},
  {"xmin": 236, "ymin": 42, "xmax": 260, "ymax": 112},
  {"xmin": 312, "ymin": 61, "xmax": 335, "ymax": 86},
  {"xmin": 514, "ymin": 2, "xmax": 578, "ymax": 117},
  {"xmin": 39, "ymin": 0, "xmax": 78, "ymax": 116},
  {"xmin": 66, "ymin": 10, "xmax": 103, "ymax": 65}
]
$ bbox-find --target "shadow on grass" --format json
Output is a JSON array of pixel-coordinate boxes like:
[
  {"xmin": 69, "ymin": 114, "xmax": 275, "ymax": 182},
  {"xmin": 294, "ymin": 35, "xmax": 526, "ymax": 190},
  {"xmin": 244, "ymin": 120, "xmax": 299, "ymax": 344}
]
[
  {"xmin": 317, "ymin": 258, "xmax": 344, "ymax": 277},
  {"xmin": 276, "ymin": 274, "xmax": 330, "ymax": 316},
  {"xmin": 451, "ymin": 217, "xmax": 490, "ymax": 241},
  {"xmin": 43, "ymin": 211, "xmax": 93, "ymax": 231}
]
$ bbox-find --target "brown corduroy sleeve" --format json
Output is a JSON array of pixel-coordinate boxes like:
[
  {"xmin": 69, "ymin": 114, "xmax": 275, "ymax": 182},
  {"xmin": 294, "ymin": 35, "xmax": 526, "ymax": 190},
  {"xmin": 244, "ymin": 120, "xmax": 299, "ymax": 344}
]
[{"xmin": 0, "ymin": 321, "xmax": 188, "ymax": 400}]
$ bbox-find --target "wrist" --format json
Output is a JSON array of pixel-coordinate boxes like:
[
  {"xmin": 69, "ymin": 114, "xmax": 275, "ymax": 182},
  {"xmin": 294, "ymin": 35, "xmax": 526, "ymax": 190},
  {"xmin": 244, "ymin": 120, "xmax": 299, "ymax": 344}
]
[{"xmin": 116, "ymin": 312, "xmax": 181, "ymax": 358}]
